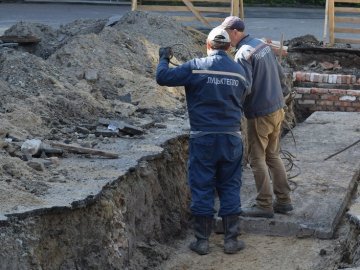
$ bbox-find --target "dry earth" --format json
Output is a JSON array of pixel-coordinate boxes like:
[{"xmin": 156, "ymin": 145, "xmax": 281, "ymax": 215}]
[{"xmin": 0, "ymin": 10, "xmax": 359, "ymax": 270}]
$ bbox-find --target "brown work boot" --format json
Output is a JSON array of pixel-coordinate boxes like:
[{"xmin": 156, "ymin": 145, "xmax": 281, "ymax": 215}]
[
  {"xmin": 273, "ymin": 201, "xmax": 293, "ymax": 214},
  {"xmin": 240, "ymin": 205, "xmax": 274, "ymax": 218}
]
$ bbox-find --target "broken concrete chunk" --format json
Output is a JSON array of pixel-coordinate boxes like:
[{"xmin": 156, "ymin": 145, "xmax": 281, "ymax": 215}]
[
  {"xmin": 26, "ymin": 160, "xmax": 45, "ymax": 172},
  {"xmin": 95, "ymin": 127, "xmax": 119, "ymax": 138},
  {"xmin": 40, "ymin": 143, "xmax": 64, "ymax": 156},
  {"xmin": 98, "ymin": 118, "xmax": 144, "ymax": 136},
  {"xmin": 21, "ymin": 139, "xmax": 42, "ymax": 156},
  {"xmin": 84, "ymin": 69, "xmax": 98, "ymax": 82},
  {"xmin": 75, "ymin": 126, "xmax": 90, "ymax": 134}
]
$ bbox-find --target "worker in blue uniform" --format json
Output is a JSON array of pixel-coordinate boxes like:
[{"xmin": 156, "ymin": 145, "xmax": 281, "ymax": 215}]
[{"xmin": 156, "ymin": 27, "xmax": 251, "ymax": 255}]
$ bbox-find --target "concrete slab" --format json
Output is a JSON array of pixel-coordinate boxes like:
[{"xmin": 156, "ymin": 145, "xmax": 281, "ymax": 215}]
[
  {"xmin": 239, "ymin": 112, "xmax": 360, "ymax": 239},
  {"xmin": 0, "ymin": 116, "xmax": 190, "ymax": 223}
]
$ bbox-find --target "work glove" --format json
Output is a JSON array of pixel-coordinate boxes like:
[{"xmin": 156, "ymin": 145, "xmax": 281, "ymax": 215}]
[{"xmin": 159, "ymin": 47, "xmax": 173, "ymax": 62}]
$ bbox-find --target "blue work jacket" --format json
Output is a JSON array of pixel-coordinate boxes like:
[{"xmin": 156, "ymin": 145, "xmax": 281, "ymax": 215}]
[{"xmin": 156, "ymin": 50, "xmax": 251, "ymax": 132}]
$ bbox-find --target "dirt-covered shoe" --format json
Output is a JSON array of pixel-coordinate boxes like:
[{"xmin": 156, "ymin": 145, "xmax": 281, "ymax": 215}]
[
  {"xmin": 240, "ymin": 205, "xmax": 274, "ymax": 218},
  {"xmin": 189, "ymin": 239, "xmax": 209, "ymax": 255},
  {"xmin": 273, "ymin": 202, "xmax": 294, "ymax": 214},
  {"xmin": 224, "ymin": 239, "xmax": 245, "ymax": 254}
]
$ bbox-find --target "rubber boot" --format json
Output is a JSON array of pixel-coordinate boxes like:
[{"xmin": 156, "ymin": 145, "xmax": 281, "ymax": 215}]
[
  {"xmin": 223, "ymin": 215, "xmax": 245, "ymax": 254},
  {"xmin": 189, "ymin": 216, "xmax": 213, "ymax": 255}
]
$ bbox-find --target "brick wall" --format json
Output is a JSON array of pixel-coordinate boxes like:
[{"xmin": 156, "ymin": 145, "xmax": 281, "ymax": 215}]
[{"xmin": 292, "ymin": 72, "xmax": 360, "ymax": 112}]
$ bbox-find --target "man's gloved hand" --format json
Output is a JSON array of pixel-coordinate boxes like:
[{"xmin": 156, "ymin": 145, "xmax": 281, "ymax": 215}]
[{"xmin": 159, "ymin": 47, "xmax": 173, "ymax": 62}]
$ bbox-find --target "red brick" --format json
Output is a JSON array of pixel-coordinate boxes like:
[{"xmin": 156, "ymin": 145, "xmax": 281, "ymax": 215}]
[
  {"xmin": 321, "ymin": 74, "xmax": 329, "ymax": 83},
  {"xmin": 317, "ymin": 100, "xmax": 334, "ymax": 106},
  {"xmin": 294, "ymin": 87, "xmax": 310, "ymax": 94},
  {"xmin": 334, "ymin": 101, "xmax": 353, "ymax": 107},
  {"xmin": 311, "ymin": 88, "xmax": 328, "ymax": 94},
  {"xmin": 320, "ymin": 94, "xmax": 339, "ymax": 101},
  {"xmin": 298, "ymin": 99, "xmax": 316, "ymax": 105},
  {"xmin": 329, "ymin": 89, "xmax": 350, "ymax": 95},
  {"xmin": 343, "ymin": 90, "xmax": 360, "ymax": 97},
  {"xmin": 295, "ymin": 72, "xmax": 303, "ymax": 82},
  {"xmin": 313, "ymin": 74, "xmax": 321, "ymax": 83},
  {"xmin": 352, "ymin": 102, "xmax": 360, "ymax": 108},
  {"xmin": 346, "ymin": 107, "xmax": 356, "ymax": 112},
  {"xmin": 336, "ymin": 75, "xmax": 342, "ymax": 84}
]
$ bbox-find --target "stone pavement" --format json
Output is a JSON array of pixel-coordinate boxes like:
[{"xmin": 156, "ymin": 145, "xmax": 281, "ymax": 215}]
[{"xmin": 239, "ymin": 112, "xmax": 360, "ymax": 239}]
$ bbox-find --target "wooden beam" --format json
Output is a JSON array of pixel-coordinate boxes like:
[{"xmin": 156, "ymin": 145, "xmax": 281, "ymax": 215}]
[
  {"xmin": 335, "ymin": 7, "xmax": 360, "ymax": 13},
  {"xmin": 50, "ymin": 142, "xmax": 119, "ymax": 159},
  {"xmin": 334, "ymin": 27, "xmax": 360, "ymax": 33},
  {"xmin": 182, "ymin": 0, "xmax": 211, "ymax": 26},
  {"xmin": 329, "ymin": 0, "xmax": 335, "ymax": 45},
  {"xmin": 335, "ymin": 37, "xmax": 360, "ymax": 44},
  {"xmin": 231, "ymin": 0, "xmax": 239, "ymax": 17},
  {"xmin": 323, "ymin": 0, "xmax": 329, "ymax": 44},
  {"xmin": 174, "ymin": 16, "xmax": 224, "ymax": 22},
  {"xmin": 138, "ymin": 5, "xmax": 230, "ymax": 12},
  {"xmin": 335, "ymin": 16, "xmax": 360, "ymax": 24},
  {"xmin": 132, "ymin": 0, "xmax": 137, "ymax": 11},
  {"xmin": 142, "ymin": 0, "xmax": 231, "ymax": 2},
  {"xmin": 334, "ymin": 0, "xmax": 360, "ymax": 3}
]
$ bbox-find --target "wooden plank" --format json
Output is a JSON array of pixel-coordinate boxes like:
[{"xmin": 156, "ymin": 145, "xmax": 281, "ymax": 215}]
[
  {"xmin": 240, "ymin": 0, "xmax": 244, "ymax": 19},
  {"xmin": 50, "ymin": 142, "xmax": 119, "ymax": 159},
  {"xmin": 335, "ymin": 37, "xmax": 360, "ymax": 44},
  {"xmin": 132, "ymin": 0, "xmax": 137, "ymax": 11},
  {"xmin": 138, "ymin": 5, "xmax": 230, "ymax": 12},
  {"xmin": 335, "ymin": 16, "xmax": 360, "ymax": 24},
  {"xmin": 142, "ymin": 0, "xmax": 231, "ymax": 2},
  {"xmin": 0, "ymin": 35, "xmax": 40, "ymax": 43},
  {"xmin": 335, "ymin": 0, "xmax": 360, "ymax": 3},
  {"xmin": 231, "ymin": 0, "xmax": 239, "ymax": 17},
  {"xmin": 25, "ymin": 0, "xmax": 129, "ymax": 4},
  {"xmin": 334, "ymin": 27, "xmax": 360, "ymax": 33},
  {"xmin": 174, "ymin": 15, "xmax": 224, "ymax": 22},
  {"xmin": 335, "ymin": 7, "xmax": 360, "ymax": 13},
  {"xmin": 329, "ymin": 0, "xmax": 335, "ymax": 45},
  {"xmin": 323, "ymin": 0, "xmax": 329, "ymax": 44},
  {"xmin": 182, "ymin": 0, "xmax": 210, "ymax": 26}
]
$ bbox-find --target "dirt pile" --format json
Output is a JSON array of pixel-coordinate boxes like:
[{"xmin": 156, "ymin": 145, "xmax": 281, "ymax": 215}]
[{"xmin": 0, "ymin": 11, "xmax": 206, "ymax": 218}]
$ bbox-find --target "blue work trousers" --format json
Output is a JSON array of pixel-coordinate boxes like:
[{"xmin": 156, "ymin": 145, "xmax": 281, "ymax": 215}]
[{"xmin": 188, "ymin": 134, "xmax": 243, "ymax": 217}]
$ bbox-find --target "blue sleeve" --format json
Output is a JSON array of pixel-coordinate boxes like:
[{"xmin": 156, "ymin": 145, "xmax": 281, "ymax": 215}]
[{"xmin": 156, "ymin": 59, "xmax": 193, "ymax": 87}]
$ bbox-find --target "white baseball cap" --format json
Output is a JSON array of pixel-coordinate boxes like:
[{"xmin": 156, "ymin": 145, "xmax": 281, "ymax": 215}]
[{"xmin": 207, "ymin": 27, "xmax": 230, "ymax": 43}]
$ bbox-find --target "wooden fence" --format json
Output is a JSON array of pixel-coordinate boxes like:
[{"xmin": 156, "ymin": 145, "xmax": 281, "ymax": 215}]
[
  {"xmin": 328, "ymin": 0, "xmax": 360, "ymax": 45},
  {"xmin": 131, "ymin": 0, "xmax": 243, "ymax": 27}
]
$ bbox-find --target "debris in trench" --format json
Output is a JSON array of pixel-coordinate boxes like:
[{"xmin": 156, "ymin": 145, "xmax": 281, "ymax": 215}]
[
  {"xmin": 0, "ymin": 35, "xmax": 40, "ymax": 44},
  {"xmin": 49, "ymin": 141, "xmax": 119, "ymax": 159},
  {"xmin": 98, "ymin": 117, "xmax": 145, "ymax": 136}
]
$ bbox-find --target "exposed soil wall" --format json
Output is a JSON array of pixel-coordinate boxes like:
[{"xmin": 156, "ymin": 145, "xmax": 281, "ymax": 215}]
[{"xmin": 0, "ymin": 136, "xmax": 190, "ymax": 270}]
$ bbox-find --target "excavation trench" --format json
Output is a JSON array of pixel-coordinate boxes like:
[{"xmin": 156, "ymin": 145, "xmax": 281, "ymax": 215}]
[
  {"xmin": 0, "ymin": 135, "xmax": 191, "ymax": 270},
  {"xmin": 0, "ymin": 10, "xmax": 360, "ymax": 270},
  {"xmin": 0, "ymin": 124, "xmax": 360, "ymax": 270}
]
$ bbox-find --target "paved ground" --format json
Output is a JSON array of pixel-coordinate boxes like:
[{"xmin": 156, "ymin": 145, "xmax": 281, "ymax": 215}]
[
  {"xmin": 239, "ymin": 112, "xmax": 360, "ymax": 239},
  {"xmin": 0, "ymin": 3, "xmax": 328, "ymax": 42}
]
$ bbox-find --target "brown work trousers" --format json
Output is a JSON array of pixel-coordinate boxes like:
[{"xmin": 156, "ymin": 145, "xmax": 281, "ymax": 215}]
[{"xmin": 247, "ymin": 108, "xmax": 291, "ymax": 209}]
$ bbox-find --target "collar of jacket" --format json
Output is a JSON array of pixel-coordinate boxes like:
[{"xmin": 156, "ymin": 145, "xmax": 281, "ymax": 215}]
[
  {"xmin": 235, "ymin": 34, "xmax": 251, "ymax": 53},
  {"xmin": 207, "ymin": 50, "xmax": 229, "ymax": 57}
]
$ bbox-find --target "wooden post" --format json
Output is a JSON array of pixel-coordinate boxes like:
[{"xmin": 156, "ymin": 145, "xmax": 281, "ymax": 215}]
[
  {"xmin": 328, "ymin": 0, "xmax": 335, "ymax": 46},
  {"xmin": 240, "ymin": 0, "xmax": 244, "ymax": 19},
  {"xmin": 132, "ymin": 0, "xmax": 137, "ymax": 11},
  {"xmin": 231, "ymin": 0, "xmax": 239, "ymax": 17},
  {"xmin": 322, "ymin": 0, "xmax": 329, "ymax": 45}
]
